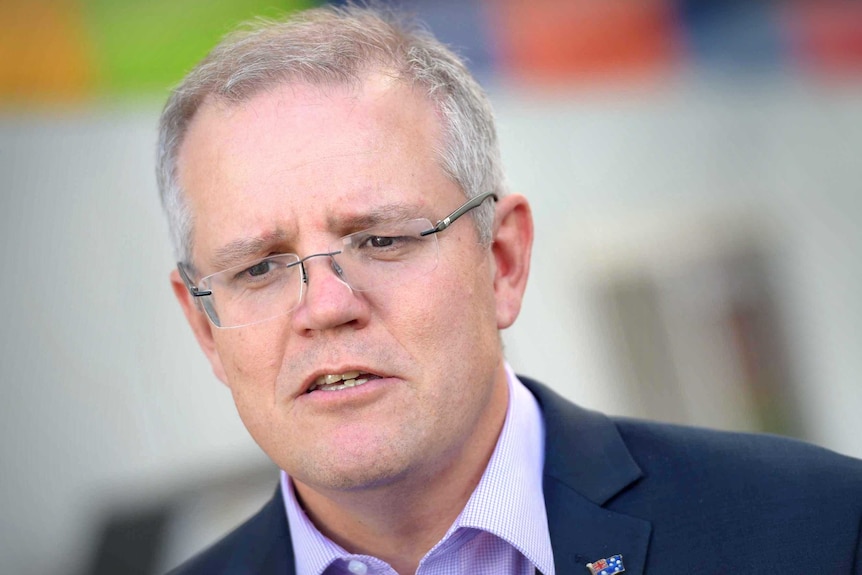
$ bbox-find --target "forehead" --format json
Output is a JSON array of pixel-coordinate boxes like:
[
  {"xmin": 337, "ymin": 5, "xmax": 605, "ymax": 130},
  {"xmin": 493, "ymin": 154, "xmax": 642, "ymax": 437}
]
[{"xmin": 177, "ymin": 76, "xmax": 461, "ymax": 268}]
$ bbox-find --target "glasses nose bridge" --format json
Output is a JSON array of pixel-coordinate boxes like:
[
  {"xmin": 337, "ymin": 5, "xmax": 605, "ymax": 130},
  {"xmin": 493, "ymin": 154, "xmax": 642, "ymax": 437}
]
[{"xmin": 296, "ymin": 250, "xmax": 347, "ymax": 287}]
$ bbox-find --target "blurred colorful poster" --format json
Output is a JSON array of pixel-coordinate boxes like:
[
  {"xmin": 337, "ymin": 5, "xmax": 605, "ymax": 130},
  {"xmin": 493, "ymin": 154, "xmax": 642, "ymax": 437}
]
[
  {"xmin": 486, "ymin": 0, "xmax": 680, "ymax": 87},
  {"xmin": 0, "ymin": 0, "xmax": 312, "ymax": 106},
  {"xmin": 4, "ymin": 0, "xmax": 861, "ymax": 107},
  {"xmin": 782, "ymin": 0, "xmax": 862, "ymax": 78}
]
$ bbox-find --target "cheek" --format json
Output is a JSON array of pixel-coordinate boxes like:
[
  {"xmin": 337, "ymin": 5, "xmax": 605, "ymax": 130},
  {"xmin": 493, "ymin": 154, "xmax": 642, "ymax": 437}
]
[
  {"xmin": 214, "ymin": 327, "xmax": 294, "ymax": 454},
  {"xmin": 214, "ymin": 325, "xmax": 287, "ymax": 395},
  {"xmin": 383, "ymin": 251, "xmax": 497, "ymax": 365}
]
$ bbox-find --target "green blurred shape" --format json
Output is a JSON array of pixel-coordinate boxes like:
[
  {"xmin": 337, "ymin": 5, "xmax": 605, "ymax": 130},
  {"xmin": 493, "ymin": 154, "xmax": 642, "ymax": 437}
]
[{"xmin": 82, "ymin": 0, "xmax": 316, "ymax": 97}]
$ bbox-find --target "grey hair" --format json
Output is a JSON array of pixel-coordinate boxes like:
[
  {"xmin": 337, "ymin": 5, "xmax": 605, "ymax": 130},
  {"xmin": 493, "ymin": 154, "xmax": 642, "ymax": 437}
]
[{"xmin": 156, "ymin": 4, "xmax": 505, "ymax": 265}]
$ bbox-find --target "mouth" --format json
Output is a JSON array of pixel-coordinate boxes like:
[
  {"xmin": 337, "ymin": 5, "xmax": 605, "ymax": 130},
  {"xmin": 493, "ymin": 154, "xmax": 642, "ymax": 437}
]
[{"xmin": 306, "ymin": 371, "xmax": 382, "ymax": 393}]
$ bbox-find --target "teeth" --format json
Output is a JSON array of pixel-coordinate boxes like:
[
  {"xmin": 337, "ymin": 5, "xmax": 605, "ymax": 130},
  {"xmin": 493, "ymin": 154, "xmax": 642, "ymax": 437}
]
[
  {"xmin": 320, "ymin": 370, "xmax": 363, "ymax": 385},
  {"xmin": 307, "ymin": 374, "xmax": 378, "ymax": 393},
  {"xmin": 319, "ymin": 379, "xmax": 365, "ymax": 392}
]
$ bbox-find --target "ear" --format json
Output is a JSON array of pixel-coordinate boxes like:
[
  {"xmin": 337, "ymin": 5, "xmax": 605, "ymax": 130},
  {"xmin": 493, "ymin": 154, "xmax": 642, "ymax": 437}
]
[
  {"xmin": 491, "ymin": 194, "xmax": 534, "ymax": 329},
  {"xmin": 170, "ymin": 269, "xmax": 229, "ymax": 385}
]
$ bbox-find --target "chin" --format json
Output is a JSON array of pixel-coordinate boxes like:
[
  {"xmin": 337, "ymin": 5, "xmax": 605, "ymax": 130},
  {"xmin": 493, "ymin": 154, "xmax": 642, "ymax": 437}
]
[
  {"xmin": 290, "ymin": 440, "xmax": 420, "ymax": 493},
  {"xmin": 298, "ymin": 459, "xmax": 411, "ymax": 492}
]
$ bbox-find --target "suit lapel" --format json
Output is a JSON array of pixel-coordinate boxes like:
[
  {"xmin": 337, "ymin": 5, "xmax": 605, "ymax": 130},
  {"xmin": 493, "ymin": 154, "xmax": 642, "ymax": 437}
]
[
  {"xmin": 248, "ymin": 489, "xmax": 296, "ymax": 575},
  {"xmin": 521, "ymin": 377, "xmax": 652, "ymax": 575}
]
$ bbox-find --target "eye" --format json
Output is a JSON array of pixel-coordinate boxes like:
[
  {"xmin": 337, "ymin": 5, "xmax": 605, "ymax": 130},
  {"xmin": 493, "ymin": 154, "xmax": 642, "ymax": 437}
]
[
  {"xmin": 368, "ymin": 236, "xmax": 395, "ymax": 248},
  {"xmin": 340, "ymin": 221, "xmax": 430, "ymax": 262},
  {"xmin": 218, "ymin": 255, "xmax": 298, "ymax": 293},
  {"xmin": 232, "ymin": 259, "xmax": 279, "ymax": 284},
  {"xmin": 245, "ymin": 260, "xmax": 272, "ymax": 277}
]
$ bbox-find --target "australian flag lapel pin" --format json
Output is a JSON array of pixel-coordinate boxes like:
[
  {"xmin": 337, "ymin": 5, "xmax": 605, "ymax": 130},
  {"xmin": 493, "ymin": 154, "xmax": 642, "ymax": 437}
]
[{"xmin": 586, "ymin": 554, "xmax": 625, "ymax": 575}]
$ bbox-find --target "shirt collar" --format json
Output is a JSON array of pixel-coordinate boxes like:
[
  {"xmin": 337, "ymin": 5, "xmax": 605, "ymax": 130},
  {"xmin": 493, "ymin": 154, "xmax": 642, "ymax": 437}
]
[
  {"xmin": 280, "ymin": 363, "xmax": 554, "ymax": 575},
  {"xmin": 280, "ymin": 470, "xmax": 346, "ymax": 575},
  {"xmin": 450, "ymin": 363, "xmax": 554, "ymax": 574}
]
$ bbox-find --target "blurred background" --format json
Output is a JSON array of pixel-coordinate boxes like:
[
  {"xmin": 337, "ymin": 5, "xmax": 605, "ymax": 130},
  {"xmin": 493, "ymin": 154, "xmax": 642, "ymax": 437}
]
[{"xmin": 1, "ymin": 0, "xmax": 860, "ymax": 573}]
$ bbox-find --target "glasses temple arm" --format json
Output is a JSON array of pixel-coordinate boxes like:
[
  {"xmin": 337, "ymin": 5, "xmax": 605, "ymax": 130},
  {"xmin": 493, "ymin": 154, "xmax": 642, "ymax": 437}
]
[
  {"xmin": 419, "ymin": 192, "xmax": 498, "ymax": 237},
  {"xmin": 177, "ymin": 263, "xmax": 213, "ymax": 297}
]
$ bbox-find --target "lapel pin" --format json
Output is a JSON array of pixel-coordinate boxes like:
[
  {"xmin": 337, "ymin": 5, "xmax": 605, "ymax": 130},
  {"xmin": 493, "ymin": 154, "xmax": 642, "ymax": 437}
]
[{"xmin": 586, "ymin": 554, "xmax": 625, "ymax": 575}]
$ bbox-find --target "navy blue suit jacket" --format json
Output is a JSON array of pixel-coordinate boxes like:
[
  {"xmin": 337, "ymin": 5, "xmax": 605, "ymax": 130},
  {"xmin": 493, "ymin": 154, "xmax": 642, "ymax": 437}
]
[{"xmin": 169, "ymin": 377, "xmax": 862, "ymax": 574}]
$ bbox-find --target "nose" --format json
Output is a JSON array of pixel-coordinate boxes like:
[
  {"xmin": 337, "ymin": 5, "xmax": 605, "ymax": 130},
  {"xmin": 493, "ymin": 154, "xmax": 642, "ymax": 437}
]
[{"xmin": 290, "ymin": 252, "xmax": 368, "ymax": 334}]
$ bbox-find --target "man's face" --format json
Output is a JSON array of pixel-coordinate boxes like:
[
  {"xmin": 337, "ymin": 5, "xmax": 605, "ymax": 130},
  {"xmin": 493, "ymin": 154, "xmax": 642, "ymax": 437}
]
[{"xmin": 173, "ymin": 76, "xmax": 524, "ymax": 492}]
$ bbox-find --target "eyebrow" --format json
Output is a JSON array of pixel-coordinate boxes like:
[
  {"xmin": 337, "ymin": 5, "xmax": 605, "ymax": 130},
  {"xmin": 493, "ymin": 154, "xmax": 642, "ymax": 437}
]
[
  {"xmin": 329, "ymin": 202, "xmax": 425, "ymax": 231},
  {"xmin": 208, "ymin": 230, "xmax": 289, "ymax": 272},
  {"xmin": 206, "ymin": 202, "xmax": 427, "ymax": 272}
]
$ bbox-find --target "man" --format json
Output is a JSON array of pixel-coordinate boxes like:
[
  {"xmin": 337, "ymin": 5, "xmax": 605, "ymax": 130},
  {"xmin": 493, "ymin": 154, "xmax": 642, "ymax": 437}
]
[{"xmin": 158, "ymin": 5, "xmax": 862, "ymax": 575}]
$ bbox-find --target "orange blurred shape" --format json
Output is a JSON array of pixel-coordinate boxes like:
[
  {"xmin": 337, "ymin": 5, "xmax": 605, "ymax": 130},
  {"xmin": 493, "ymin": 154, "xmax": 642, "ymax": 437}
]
[
  {"xmin": 489, "ymin": 0, "xmax": 678, "ymax": 86},
  {"xmin": 783, "ymin": 0, "xmax": 862, "ymax": 76},
  {"xmin": 0, "ymin": 0, "xmax": 93, "ymax": 105}
]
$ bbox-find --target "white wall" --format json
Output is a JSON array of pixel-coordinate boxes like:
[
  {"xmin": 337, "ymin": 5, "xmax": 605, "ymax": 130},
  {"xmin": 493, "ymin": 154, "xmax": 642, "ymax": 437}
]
[
  {"xmin": 1, "ymin": 111, "xmax": 268, "ymax": 575},
  {"xmin": 1, "ymin": 77, "xmax": 860, "ymax": 574},
  {"xmin": 497, "ymin": 77, "xmax": 862, "ymax": 457}
]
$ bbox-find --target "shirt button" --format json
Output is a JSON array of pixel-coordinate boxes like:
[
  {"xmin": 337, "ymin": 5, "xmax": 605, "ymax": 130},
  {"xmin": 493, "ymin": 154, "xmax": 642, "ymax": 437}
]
[{"xmin": 347, "ymin": 559, "xmax": 368, "ymax": 575}]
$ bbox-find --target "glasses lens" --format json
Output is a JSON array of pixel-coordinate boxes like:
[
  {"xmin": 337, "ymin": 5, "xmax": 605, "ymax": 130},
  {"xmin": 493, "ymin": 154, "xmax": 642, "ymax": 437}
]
[
  {"xmin": 331, "ymin": 218, "xmax": 438, "ymax": 292},
  {"xmin": 199, "ymin": 253, "xmax": 303, "ymax": 328},
  {"xmin": 193, "ymin": 219, "xmax": 438, "ymax": 328}
]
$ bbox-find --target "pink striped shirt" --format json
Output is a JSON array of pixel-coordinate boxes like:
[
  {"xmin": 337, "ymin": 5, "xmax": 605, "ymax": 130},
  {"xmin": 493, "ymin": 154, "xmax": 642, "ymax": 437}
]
[{"xmin": 280, "ymin": 364, "xmax": 555, "ymax": 575}]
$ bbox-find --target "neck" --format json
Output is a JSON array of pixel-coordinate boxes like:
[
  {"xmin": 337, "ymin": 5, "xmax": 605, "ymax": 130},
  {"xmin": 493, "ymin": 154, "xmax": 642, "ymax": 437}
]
[{"xmin": 293, "ymin": 368, "xmax": 510, "ymax": 575}]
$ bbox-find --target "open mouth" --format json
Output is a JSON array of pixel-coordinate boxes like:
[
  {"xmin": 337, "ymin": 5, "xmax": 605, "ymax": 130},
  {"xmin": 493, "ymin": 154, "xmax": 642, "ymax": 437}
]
[{"xmin": 306, "ymin": 371, "xmax": 382, "ymax": 393}]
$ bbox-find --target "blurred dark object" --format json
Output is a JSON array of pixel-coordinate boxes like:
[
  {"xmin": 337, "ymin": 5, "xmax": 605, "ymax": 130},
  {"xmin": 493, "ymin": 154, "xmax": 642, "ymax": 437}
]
[
  {"xmin": 80, "ymin": 462, "xmax": 276, "ymax": 575},
  {"xmin": 85, "ymin": 505, "xmax": 171, "ymax": 575}
]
